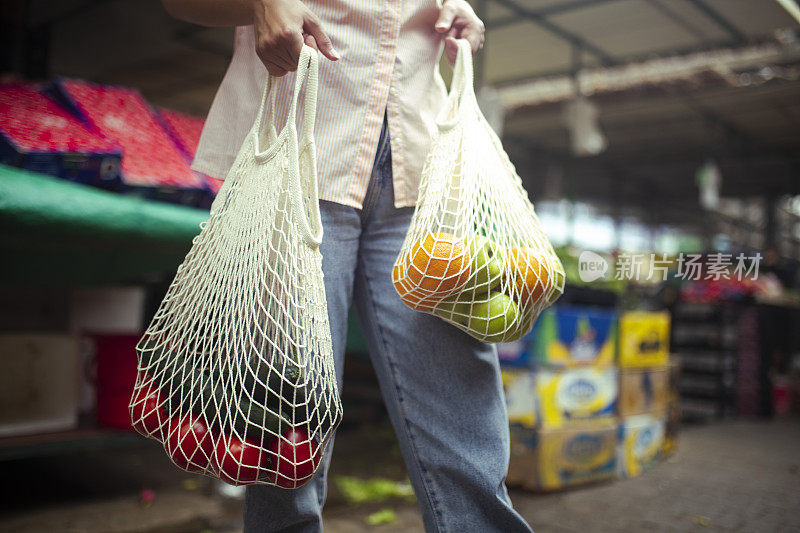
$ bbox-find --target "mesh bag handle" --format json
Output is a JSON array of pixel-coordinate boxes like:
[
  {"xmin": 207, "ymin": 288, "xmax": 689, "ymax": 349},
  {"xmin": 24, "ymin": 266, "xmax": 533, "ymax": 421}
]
[
  {"xmin": 438, "ymin": 38, "xmax": 479, "ymax": 130},
  {"xmin": 252, "ymin": 45, "xmax": 322, "ymax": 246},
  {"xmin": 253, "ymin": 46, "xmax": 319, "ymax": 152}
]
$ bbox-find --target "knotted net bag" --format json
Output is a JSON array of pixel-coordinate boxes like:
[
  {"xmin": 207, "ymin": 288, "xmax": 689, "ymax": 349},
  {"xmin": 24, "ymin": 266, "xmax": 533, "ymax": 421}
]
[
  {"xmin": 392, "ymin": 39, "xmax": 565, "ymax": 343},
  {"xmin": 130, "ymin": 46, "xmax": 341, "ymax": 488}
]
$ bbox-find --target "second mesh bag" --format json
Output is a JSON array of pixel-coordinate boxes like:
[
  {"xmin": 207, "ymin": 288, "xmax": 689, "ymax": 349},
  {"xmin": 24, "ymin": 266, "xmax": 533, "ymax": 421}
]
[
  {"xmin": 392, "ymin": 39, "xmax": 565, "ymax": 343},
  {"xmin": 130, "ymin": 46, "xmax": 342, "ymax": 488}
]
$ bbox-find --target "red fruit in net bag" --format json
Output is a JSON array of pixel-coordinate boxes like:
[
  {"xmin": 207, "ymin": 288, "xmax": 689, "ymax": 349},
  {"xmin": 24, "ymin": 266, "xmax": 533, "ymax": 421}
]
[
  {"xmin": 269, "ymin": 427, "xmax": 321, "ymax": 488},
  {"xmin": 215, "ymin": 434, "xmax": 270, "ymax": 485},
  {"xmin": 130, "ymin": 381, "xmax": 166, "ymax": 439},
  {"xmin": 167, "ymin": 414, "xmax": 214, "ymax": 473}
]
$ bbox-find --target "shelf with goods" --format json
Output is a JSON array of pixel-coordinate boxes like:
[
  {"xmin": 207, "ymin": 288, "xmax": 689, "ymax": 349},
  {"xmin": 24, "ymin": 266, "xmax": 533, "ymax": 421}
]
[
  {"xmin": 0, "ymin": 151, "xmax": 205, "ymax": 450},
  {"xmin": 670, "ymin": 293, "xmax": 800, "ymax": 421},
  {"xmin": 0, "ymin": 79, "xmax": 383, "ymax": 457},
  {"xmin": 0, "ymin": 166, "xmax": 374, "ymax": 456},
  {"xmin": 670, "ymin": 301, "xmax": 739, "ymax": 420}
]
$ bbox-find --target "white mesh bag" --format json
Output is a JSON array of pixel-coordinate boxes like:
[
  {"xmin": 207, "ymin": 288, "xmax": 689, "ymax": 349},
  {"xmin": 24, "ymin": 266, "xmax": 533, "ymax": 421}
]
[
  {"xmin": 130, "ymin": 46, "xmax": 341, "ymax": 488},
  {"xmin": 392, "ymin": 39, "xmax": 565, "ymax": 343}
]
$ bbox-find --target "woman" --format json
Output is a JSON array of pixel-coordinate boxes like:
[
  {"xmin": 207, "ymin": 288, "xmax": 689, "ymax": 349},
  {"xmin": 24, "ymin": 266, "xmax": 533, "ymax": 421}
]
[{"xmin": 162, "ymin": 1, "xmax": 532, "ymax": 531}]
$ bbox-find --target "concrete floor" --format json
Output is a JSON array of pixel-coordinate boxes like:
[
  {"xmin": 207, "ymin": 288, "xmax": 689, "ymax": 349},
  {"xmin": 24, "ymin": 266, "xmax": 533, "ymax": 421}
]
[{"xmin": 1, "ymin": 419, "xmax": 798, "ymax": 532}]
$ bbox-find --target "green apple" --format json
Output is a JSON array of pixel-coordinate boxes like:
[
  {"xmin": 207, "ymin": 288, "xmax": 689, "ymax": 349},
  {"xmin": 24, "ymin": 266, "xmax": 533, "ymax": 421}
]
[
  {"xmin": 503, "ymin": 307, "xmax": 535, "ymax": 342},
  {"xmin": 464, "ymin": 235, "xmax": 503, "ymax": 294},
  {"xmin": 432, "ymin": 296, "xmax": 472, "ymax": 325},
  {"xmin": 435, "ymin": 292, "xmax": 518, "ymax": 343},
  {"xmin": 471, "ymin": 292, "xmax": 519, "ymax": 342},
  {"xmin": 546, "ymin": 267, "xmax": 565, "ymax": 304}
]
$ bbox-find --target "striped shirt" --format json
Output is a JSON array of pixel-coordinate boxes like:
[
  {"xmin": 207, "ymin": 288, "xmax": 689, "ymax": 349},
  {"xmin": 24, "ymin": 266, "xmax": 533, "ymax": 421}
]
[{"xmin": 192, "ymin": 0, "xmax": 448, "ymax": 209}]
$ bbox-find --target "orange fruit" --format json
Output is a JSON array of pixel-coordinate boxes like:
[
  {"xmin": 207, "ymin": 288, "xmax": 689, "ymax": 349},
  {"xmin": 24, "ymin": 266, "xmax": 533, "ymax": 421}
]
[
  {"xmin": 504, "ymin": 248, "xmax": 551, "ymax": 305},
  {"xmin": 404, "ymin": 233, "xmax": 470, "ymax": 295},
  {"xmin": 391, "ymin": 260, "xmax": 440, "ymax": 311}
]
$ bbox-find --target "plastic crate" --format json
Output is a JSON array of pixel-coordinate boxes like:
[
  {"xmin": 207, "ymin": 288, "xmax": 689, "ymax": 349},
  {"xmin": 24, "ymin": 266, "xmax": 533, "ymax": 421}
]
[
  {"xmin": 0, "ymin": 82, "xmax": 122, "ymax": 188},
  {"xmin": 156, "ymin": 107, "xmax": 222, "ymax": 198},
  {"xmin": 51, "ymin": 78, "xmax": 207, "ymax": 206}
]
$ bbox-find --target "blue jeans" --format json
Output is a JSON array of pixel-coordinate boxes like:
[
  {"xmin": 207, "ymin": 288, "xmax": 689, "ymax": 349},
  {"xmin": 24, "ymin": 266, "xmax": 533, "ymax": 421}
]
[{"xmin": 244, "ymin": 119, "xmax": 532, "ymax": 532}]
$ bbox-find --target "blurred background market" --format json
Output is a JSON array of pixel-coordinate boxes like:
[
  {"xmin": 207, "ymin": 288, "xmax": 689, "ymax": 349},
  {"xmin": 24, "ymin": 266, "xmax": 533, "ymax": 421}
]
[{"xmin": 1, "ymin": 0, "xmax": 799, "ymax": 531}]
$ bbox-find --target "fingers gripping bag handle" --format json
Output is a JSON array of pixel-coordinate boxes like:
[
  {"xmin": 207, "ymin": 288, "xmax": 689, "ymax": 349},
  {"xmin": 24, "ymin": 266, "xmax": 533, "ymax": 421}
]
[
  {"xmin": 392, "ymin": 39, "xmax": 565, "ymax": 344},
  {"xmin": 252, "ymin": 45, "xmax": 323, "ymax": 246},
  {"xmin": 131, "ymin": 44, "xmax": 342, "ymax": 489},
  {"xmin": 438, "ymin": 39, "xmax": 479, "ymax": 130}
]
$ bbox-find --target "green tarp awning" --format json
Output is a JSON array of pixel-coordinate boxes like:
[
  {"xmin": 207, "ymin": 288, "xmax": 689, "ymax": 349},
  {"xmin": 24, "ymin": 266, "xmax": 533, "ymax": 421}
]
[{"xmin": 0, "ymin": 165, "xmax": 207, "ymax": 287}]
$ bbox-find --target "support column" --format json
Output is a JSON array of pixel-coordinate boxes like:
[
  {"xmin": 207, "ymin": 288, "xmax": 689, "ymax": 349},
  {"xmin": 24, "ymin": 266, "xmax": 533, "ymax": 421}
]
[{"xmin": 764, "ymin": 193, "xmax": 779, "ymax": 252}]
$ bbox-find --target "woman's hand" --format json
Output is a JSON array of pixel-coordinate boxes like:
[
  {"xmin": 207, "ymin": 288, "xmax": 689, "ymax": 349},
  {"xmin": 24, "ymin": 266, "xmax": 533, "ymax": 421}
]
[
  {"xmin": 434, "ymin": 0, "xmax": 485, "ymax": 65},
  {"xmin": 252, "ymin": 0, "xmax": 339, "ymax": 77}
]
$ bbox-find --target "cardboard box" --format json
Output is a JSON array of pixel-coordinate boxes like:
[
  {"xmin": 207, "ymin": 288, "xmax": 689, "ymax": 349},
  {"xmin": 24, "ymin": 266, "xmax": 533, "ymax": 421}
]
[
  {"xmin": 0, "ymin": 83, "xmax": 122, "ymax": 188},
  {"xmin": 507, "ymin": 425, "xmax": 538, "ymax": 489},
  {"xmin": 0, "ymin": 334, "xmax": 80, "ymax": 436},
  {"xmin": 536, "ymin": 367, "xmax": 617, "ymax": 428},
  {"xmin": 508, "ymin": 421, "xmax": 618, "ymax": 491},
  {"xmin": 529, "ymin": 306, "xmax": 617, "ymax": 368},
  {"xmin": 501, "ymin": 367, "xmax": 537, "ymax": 427},
  {"xmin": 618, "ymin": 366, "xmax": 669, "ymax": 416},
  {"xmin": 618, "ymin": 311, "xmax": 670, "ymax": 368},
  {"xmin": 618, "ymin": 412, "xmax": 666, "ymax": 478},
  {"xmin": 70, "ymin": 287, "xmax": 147, "ymax": 334},
  {"xmin": 51, "ymin": 79, "xmax": 208, "ymax": 206}
]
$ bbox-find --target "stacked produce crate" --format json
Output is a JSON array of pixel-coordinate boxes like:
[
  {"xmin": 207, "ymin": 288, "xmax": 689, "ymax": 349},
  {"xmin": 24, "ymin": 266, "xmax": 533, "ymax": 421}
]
[
  {"xmin": 501, "ymin": 305, "xmax": 619, "ymax": 491},
  {"xmin": 0, "ymin": 79, "xmax": 216, "ymax": 208},
  {"xmin": 500, "ymin": 306, "xmax": 676, "ymax": 490},
  {"xmin": 616, "ymin": 311, "xmax": 673, "ymax": 478}
]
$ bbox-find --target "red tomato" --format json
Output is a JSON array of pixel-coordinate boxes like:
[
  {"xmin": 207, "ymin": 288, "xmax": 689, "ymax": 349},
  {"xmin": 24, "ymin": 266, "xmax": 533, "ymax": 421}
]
[
  {"xmin": 268, "ymin": 428, "xmax": 321, "ymax": 488},
  {"xmin": 167, "ymin": 414, "xmax": 214, "ymax": 473},
  {"xmin": 130, "ymin": 381, "xmax": 166, "ymax": 439},
  {"xmin": 215, "ymin": 435, "xmax": 270, "ymax": 485}
]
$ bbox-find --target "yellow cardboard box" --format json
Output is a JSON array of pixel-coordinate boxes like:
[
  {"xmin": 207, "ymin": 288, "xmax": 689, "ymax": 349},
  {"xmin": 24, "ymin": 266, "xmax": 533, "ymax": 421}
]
[
  {"xmin": 508, "ymin": 421, "xmax": 618, "ymax": 491},
  {"xmin": 536, "ymin": 367, "xmax": 617, "ymax": 428},
  {"xmin": 618, "ymin": 311, "xmax": 671, "ymax": 368},
  {"xmin": 618, "ymin": 366, "xmax": 669, "ymax": 416},
  {"xmin": 501, "ymin": 368, "xmax": 537, "ymax": 428},
  {"xmin": 618, "ymin": 412, "xmax": 666, "ymax": 478}
]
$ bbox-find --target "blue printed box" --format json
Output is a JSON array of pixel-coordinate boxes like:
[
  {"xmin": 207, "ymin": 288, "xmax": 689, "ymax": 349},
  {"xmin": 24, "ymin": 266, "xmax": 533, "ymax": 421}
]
[{"xmin": 529, "ymin": 305, "xmax": 618, "ymax": 368}]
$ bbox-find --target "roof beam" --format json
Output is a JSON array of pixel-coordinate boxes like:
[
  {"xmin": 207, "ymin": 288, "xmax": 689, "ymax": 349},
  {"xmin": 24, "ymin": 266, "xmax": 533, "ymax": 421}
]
[
  {"xmin": 489, "ymin": 0, "xmax": 618, "ymax": 66},
  {"xmin": 486, "ymin": 0, "xmax": 623, "ymax": 30},
  {"xmin": 496, "ymin": 41, "xmax": 800, "ymax": 107},
  {"xmin": 491, "ymin": 37, "xmax": 766, "ymax": 87},
  {"xmin": 684, "ymin": 0, "xmax": 748, "ymax": 45}
]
